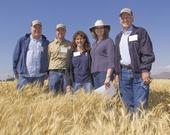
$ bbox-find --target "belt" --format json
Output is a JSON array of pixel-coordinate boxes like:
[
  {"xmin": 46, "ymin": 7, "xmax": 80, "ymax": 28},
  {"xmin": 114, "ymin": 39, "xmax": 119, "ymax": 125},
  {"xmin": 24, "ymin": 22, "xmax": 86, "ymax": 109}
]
[
  {"xmin": 120, "ymin": 64, "xmax": 132, "ymax": 69},
  {"xmin": 49, "ymin": 69, "xmax": 65, "ymax": 73}
]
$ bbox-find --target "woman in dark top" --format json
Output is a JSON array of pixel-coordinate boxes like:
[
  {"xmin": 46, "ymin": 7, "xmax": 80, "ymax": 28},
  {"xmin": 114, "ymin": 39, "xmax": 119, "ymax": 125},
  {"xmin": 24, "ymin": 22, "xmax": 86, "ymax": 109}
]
[
  {"xmin": 89, "ymin": 19, "xmax": 115, "ymax": 89},
  {"xmin": 65, "ymin": 31, "xmax": 93, "ymax": 93}
]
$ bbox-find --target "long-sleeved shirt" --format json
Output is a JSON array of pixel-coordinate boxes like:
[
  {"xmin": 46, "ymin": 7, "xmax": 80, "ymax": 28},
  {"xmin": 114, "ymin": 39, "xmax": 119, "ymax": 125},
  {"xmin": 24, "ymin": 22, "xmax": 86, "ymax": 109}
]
[
  {"xmin": 13, "ymin": 33, "xmax": 49, "ymax": 77},
  {"xmin": 115, "ymin": 25, "xmax": 155, "ymax": 74},
  {"xmin": 26, "ymin": 35, "xmax": 45, "ymax": 77},
  {"xmin": 65, "ymin": 48, "xmax": 92, "ymax": 85},
  {"xmin": 91, "ymin": 37, "xmax": 115, "ymax": 73}
]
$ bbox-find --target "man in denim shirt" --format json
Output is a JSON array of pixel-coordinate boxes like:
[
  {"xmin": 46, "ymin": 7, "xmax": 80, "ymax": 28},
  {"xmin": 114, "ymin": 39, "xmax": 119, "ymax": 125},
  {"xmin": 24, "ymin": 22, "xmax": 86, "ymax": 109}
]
[
  {"xmin": 13, "ymin": 19, "xmax": 49, "ymax": 89},
  {"xmin": 115, "ymin": 8, "xmax": 155, "ymax": 114}
]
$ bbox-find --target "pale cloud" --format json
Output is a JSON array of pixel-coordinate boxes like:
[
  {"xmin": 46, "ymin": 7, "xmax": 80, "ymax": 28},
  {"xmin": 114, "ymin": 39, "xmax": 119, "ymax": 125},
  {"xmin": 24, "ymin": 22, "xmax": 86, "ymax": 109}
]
[
  {"xmin": 151, "ymin": 64, "xmax": 170, "ymax": 74},
  {"xmin": 164, "ymin": 65, "xmax": 170, "ymax": 72}
]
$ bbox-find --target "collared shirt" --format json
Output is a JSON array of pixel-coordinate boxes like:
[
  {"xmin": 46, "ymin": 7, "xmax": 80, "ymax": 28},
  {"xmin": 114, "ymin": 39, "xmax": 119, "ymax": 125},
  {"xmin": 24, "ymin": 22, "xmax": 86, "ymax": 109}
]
[
  {"xmin": 48, "ymin": 38, "xmax": 71, "ymax": 70},
  {"xmin": 26, "ymin": 35, "xmax": 45, "ymax": 77},
  {"xmin": 119, "ymin": 27, "xmax": 132, "ymax": 65}
]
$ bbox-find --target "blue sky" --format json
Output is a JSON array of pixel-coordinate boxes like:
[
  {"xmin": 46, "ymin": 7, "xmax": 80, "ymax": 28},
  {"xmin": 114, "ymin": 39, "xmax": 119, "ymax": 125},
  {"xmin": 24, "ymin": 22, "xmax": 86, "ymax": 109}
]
[{"xmin": 0, "ymin": 0, "xmax": 169, "ymax": 79}]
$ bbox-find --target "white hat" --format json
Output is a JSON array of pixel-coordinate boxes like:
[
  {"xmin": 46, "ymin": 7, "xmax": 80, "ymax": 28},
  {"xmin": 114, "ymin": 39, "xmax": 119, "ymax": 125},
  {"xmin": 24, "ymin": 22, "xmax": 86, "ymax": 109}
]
[
  {"xmin": 120, "ymin": 8, "xmax": 133, "ymax": 16},
  {"xmin": 56, "ymin": 23, "xmax": 66, "ymax": 30},
  {"xmin": 89, "ymin": 19, "xmax": 110, "ymax": 32},
  {"xmin": 31, "ymin": 19, "xmax": 42, "ymax": 26}
]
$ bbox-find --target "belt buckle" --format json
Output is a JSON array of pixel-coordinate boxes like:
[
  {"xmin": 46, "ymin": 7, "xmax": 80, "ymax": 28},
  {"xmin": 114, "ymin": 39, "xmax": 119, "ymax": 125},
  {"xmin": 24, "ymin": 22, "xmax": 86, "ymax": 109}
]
[{"xmin": 121, "ymin": 64, "xmax": 131, "ymax": 70}]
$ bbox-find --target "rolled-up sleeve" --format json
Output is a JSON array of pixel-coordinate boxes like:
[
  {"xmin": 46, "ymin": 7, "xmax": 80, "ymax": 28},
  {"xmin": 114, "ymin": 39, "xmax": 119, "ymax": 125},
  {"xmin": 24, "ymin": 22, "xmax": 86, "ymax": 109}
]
[{"xmin": 106, "ymin": 39, "xmax": 115, "ymax": 69}]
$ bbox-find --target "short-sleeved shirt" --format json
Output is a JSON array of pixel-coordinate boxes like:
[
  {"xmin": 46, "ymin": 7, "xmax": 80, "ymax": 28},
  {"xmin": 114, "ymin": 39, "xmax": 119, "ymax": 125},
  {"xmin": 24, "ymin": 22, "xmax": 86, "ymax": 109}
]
[
  {"xmin": 91, "ymin": 38, "xmax": 115, "ymax": 73},
  {"xmin": 48, "ymin": 38, "xmax": 71, "ymax": 70},
  {"xmin": 72, "ymin": 52, "xmax": 91, "ymax": 83}
]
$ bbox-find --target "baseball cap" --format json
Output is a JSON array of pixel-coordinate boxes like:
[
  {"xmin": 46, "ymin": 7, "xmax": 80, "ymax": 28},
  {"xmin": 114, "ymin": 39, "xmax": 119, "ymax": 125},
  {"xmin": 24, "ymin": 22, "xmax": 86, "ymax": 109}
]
[
  {"xmin": 120, "ymin": 8, "xmax": 133, "ymax": 16},
  {"xmin": 31, "ymin": 19, "xmax": 42, "ymax": 26},
  {"xmin": 56, "ymin": 23, "xmax": 66, "ymax": 30}
]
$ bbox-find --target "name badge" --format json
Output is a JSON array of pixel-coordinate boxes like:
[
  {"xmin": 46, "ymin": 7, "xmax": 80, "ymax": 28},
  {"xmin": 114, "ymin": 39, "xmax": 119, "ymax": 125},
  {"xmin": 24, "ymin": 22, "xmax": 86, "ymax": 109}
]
[
  {"xmin": 129, "ymin": 34, "xmax": 138, "ymax": 42},
  {"xmin": 60, "ymin": 47, "xmax": 68, "ymax": 53},
  {"xmin": 73, "ymin": 52, "xmax": 81, "ymax": 57}
]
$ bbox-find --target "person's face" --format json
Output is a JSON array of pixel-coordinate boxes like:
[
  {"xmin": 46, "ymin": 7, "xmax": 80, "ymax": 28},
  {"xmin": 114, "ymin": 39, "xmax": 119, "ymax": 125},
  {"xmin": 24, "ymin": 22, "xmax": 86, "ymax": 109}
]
[
  {"xmin": 94, "ymin": 26, "xmax": 105, "ymax": 37},
  {"xmin": 120, "ymin": 13, "xmax": 133, "ymax": 30},
  {"xmin": 56, "ymin": 27, "xmax": 66, "ymax": 40},
  {"xmin": 31, "ymin": 24, "xmax": 42, "ymax": 39},
  {"xmin": 75, "ymin": 35, "xmax": 86, "ymax": 47}
]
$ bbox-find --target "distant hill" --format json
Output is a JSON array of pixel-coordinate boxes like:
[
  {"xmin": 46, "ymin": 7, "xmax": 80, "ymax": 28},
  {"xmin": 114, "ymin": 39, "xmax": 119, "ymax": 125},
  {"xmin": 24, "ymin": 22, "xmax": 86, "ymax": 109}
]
[{"xmin": 152, "ymin": 72, "xmax": 170, "ymax": 79}]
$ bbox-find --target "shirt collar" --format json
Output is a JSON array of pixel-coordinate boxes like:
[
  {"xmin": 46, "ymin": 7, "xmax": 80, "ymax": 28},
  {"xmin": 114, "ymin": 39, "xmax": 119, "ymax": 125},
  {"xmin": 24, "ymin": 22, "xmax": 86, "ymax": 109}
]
[
  {"xmin": 30, "ymin": 35, "xmax": 42, "ymax": 41},
  {"xmin": 122, "ymin": 26, "xmax": 133, "ymax": 35},
  {"xmin": 54, "ymin": 38, "xmax": 66, "ymax": 44}
]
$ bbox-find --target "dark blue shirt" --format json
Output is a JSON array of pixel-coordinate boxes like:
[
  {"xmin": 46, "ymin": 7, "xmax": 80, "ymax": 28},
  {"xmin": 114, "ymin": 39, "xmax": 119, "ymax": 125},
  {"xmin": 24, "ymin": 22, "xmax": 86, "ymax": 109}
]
[{"xmin": 72, "ymin": 52, "xmax": 91, "ymax": 83}]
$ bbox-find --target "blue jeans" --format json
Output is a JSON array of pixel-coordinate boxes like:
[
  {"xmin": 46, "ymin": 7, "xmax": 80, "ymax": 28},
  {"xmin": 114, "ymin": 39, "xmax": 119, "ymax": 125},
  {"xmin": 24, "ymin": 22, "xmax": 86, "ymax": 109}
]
[
  {"xmin": 119, "ymin": 68, "xmax": 149, "ymax": 112},
  {"xmin": 48, "ymin": 71, "xmax": 66, "ymax": 93},
  {"xmin": 92, "ymin": 71, "xmax": 107, "ymax": 89},
  {"xmin": 73, "ymin": 82, "xmax": 93, "ymax": 93},
  {"xmin": 17, "ymin": 75, "xmax": 45, "ymax": 89}
]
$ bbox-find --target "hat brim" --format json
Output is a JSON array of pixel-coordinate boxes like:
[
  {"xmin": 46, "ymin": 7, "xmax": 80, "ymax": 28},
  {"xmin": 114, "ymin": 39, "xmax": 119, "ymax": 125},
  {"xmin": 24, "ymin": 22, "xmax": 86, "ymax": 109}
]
[
  {"xmin": 89, "ymin": 25, "xmax": 110, "ymax": 32},
  {"xmin": 120, "ymin": 11, "xmax": 133, "ymax": 17}
]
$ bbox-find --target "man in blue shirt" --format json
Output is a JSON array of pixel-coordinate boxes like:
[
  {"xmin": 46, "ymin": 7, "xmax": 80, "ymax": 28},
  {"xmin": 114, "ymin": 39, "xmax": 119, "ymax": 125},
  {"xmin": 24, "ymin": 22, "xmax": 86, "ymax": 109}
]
[
  {"xmin": 13, "ymin": 19, "xmax": 49, "ymax": 89},
  {"xmin": 115, "ymin": 8, "xmax": 155, "ymax": 114}
]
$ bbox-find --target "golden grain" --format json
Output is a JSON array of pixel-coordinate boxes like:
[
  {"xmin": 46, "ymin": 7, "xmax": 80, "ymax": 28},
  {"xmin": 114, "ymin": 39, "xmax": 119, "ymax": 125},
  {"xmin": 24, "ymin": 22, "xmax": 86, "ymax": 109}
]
[{"xmin": 0, "ymin": 79, "xmax": 169, "ymax": 135}]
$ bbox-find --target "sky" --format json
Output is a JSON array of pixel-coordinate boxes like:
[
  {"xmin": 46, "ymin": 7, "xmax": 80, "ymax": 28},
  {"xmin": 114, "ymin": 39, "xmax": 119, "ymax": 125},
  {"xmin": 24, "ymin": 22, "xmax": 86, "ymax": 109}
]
[{"xmin": 0, "ymin": 0, "xmax": 170, "ymax": 80}]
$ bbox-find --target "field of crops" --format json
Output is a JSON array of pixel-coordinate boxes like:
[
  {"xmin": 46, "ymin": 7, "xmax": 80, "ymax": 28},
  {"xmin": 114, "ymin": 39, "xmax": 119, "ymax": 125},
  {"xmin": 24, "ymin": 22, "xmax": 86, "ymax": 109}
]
[{"xmin": 0, "ymin": 79, "xmax": 170, "ymax": 135}]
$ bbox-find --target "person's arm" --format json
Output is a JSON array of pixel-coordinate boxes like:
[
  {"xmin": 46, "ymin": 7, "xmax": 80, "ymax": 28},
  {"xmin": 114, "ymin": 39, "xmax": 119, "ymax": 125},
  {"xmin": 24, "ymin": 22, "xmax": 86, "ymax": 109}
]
[
  {"xmin": 13, "ymin": 38, "xmax": 22, "ymax": 79},
  {"xmin": 65, "ymin": 49, "xmax": 73, "ymax": 92},
  {"xmin": 104, "ymin": 39, "xmax": 115, "ymax": 88},
  {"xmin": 104, "ymin": 68, "xmax": 113, "ymax": 88},
  {"xmin": 139, "ymin": 29, "xmax": 155, "ymax": 84}
]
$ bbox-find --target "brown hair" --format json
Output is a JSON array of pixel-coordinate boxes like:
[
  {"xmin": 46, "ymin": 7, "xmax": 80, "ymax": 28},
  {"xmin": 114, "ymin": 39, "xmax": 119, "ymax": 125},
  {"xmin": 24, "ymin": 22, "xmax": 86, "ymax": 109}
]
[
  {"xmin": 72, "ymin": 31, "xmax": 91, "ymax": 51},
  {"xmin": 91, "ymin": 27, "xmax": 110, "ymax": 40}
]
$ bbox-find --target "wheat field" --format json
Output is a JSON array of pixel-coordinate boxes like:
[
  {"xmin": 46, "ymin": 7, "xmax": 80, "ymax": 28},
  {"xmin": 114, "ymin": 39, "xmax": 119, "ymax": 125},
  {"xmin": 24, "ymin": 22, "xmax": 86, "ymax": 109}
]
[{"xmin": 0, "ymin": 79, "xmax": 170, "ymax": 135}]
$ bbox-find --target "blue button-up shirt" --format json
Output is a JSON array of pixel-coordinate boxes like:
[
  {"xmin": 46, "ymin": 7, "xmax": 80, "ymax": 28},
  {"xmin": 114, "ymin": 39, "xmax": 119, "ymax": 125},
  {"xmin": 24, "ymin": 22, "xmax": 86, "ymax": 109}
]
[{"xmin": 26, "ymin": 35, "xmax": 44, "ymax": 77}]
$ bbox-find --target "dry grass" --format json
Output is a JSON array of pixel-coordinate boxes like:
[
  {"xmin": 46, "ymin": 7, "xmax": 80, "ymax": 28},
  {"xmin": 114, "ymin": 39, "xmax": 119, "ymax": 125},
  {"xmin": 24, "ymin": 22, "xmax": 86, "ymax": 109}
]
[{"xmin": 0, "ymin": 79, "xmax": 170, "ymax": 135}]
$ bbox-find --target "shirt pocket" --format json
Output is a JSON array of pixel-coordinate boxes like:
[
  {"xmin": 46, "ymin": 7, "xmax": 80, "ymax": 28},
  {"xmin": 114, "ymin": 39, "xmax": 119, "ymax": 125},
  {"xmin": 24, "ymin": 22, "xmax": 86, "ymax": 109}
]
[{"xmin": 58, "ymin": 46, "xmax": 68, "ymax": 58}]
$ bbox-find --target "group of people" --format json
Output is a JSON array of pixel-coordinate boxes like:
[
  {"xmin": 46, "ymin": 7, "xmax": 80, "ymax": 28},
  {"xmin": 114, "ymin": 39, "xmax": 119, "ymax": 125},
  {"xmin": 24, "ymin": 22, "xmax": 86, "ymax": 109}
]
[{"xmin": 13, "ymin": 8, "xmax": 155, "ymax": 113}]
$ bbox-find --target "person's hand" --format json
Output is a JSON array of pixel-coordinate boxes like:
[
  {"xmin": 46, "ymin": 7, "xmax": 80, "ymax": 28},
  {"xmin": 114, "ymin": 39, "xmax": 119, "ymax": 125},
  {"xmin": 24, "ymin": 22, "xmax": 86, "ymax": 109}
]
[
  {"xmin": 114, "ymin": 75, "xmax": 119, "ymax": 88},
  {"xmin": 44, "ymin": 74, "xmax": 48, "ymax": 80},
  {"xmin": 66, "ymin": 85, "xmax": 72, "ymax": 93},
  {"xmin": 141, "ymin": 72, "xmax": 151, "ymax": 85},
  {"xmin": 15, "ymin": 73, "xmax": 19, "ymax": 79},
  {"xmin": 104, "ymin": 77, "xmax": 111, "ymax": 89},
  {"xmin": 115, "ymin": 75, "xmax": 119, "ymax": 83}
]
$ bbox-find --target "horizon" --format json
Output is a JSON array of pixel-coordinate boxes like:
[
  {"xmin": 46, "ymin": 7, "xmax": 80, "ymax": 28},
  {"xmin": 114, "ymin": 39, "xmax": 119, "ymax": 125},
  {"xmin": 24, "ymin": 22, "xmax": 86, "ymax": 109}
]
[{"xmin": 0, "ymin": 0, "xmax": 170, "ymax": 80}]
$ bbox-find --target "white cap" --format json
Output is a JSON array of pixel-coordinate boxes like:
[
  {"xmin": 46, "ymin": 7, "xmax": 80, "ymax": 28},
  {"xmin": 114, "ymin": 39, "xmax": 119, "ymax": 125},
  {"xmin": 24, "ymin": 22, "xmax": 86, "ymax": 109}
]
[
  {"xmin": 31, "ymin": 19, "xmax": 42, "ymax": 26},
  {"xmin": 56, "ymin": 23, "xmax": 66, "ymax": 30},
  {"xmin": 120, "ymin": 8, "xmax": 133, "ymax": 16}
]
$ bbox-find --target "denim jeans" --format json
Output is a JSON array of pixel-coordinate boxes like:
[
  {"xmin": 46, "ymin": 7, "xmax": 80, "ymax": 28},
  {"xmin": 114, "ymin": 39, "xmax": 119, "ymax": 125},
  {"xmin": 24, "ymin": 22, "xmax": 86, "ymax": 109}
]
[
  {"xmin": 92, "ymin": 71, "xmax": 107, "ymax": 89},
  {"xmin": 48, "ymin": 71, "xmax": 66, "ymax": 93},
  {"xmin": 119, "ymin": 68, "xmax": 149, "ymax": 113},
  {"xmin": 17, "ymin": 75, "xmax": 45, "ymax": 89},
  {"xmin": 73, "ymin": 82, "xmax": 93, "ymax": 93}
]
